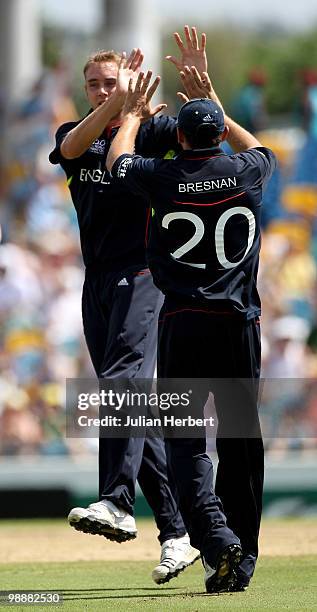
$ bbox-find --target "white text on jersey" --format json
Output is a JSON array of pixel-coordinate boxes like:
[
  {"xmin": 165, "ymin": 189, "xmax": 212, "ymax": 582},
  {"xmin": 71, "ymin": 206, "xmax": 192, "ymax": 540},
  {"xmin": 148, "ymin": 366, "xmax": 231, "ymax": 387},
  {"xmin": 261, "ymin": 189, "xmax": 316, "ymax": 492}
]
[
  {"xmin": 80, "ymin": 168, "xmax": 110, "ymax": 185},
  {"xmin": 178, "ymin": 177, "xmax": 237, "ymax": 193}
]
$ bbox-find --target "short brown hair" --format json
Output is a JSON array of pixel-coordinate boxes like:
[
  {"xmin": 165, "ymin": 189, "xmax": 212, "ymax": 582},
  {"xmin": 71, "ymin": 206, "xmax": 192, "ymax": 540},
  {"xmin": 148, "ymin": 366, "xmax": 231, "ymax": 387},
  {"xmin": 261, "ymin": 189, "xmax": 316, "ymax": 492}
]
[{"xmin": 83, "ymin": 50, "xmax": 122, "ymax": 77}]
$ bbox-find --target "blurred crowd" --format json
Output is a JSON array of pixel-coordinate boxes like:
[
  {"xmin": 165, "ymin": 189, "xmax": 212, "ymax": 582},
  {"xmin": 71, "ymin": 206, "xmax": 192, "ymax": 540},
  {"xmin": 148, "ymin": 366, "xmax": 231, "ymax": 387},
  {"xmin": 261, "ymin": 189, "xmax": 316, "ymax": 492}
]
[
  {"xmin": 0, "ymin": 65, "xmax": 317, "ymax": 457},
  {"xmin": 0, "ymin": 63, "xmax": 95, "ymax": 457}
]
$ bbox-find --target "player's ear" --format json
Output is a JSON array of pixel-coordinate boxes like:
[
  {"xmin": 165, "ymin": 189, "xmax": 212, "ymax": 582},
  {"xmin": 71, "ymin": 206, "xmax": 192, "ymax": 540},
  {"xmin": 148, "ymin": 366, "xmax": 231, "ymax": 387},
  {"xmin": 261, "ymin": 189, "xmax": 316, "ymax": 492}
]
[
  {"xmin": 220, "ymin": 126, "xmax": 229, "ymax": 142},
  {"xmin": 177, "ymin": 127, "xmax": 185, "ymax": 144}
]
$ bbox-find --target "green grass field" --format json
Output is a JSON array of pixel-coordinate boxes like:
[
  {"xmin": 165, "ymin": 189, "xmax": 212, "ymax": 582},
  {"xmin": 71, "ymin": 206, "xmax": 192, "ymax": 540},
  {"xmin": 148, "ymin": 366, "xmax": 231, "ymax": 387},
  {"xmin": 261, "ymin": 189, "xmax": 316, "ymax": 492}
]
[
  {"xmin": 0, "ymin": 557, "xmax": 316, "ymax": 611},
  {"xmin": 0, "ymin": 520, "xmax": 316, "ymax": 611}
]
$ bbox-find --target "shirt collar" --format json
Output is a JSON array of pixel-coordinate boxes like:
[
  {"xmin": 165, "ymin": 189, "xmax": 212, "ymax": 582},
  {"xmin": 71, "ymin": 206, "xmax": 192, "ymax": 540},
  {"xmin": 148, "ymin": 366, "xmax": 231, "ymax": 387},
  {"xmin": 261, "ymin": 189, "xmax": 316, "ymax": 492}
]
[{"xmin": 176, "ymin": 146, "xmax": 224, "ymax": 160}]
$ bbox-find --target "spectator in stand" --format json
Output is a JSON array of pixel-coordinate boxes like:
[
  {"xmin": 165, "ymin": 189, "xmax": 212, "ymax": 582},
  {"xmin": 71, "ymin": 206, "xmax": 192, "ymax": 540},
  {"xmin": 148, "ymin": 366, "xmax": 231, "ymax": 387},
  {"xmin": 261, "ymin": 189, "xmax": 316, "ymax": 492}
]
[{"xmin": 232, "ymin": 69, "xmax": 268, "ymax": 134}]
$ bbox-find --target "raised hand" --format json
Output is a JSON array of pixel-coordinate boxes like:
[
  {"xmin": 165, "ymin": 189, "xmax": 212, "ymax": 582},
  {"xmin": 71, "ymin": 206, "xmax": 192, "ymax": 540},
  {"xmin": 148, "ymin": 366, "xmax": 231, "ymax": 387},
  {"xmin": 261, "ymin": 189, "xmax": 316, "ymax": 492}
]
[
  {"xmin": 116, "ymin": 48, "xmax": 144, "ymax": 97},
  {"xmin": 177, "ymin": 65, "xmax": 212, "ymax": 100},
  {"xmin": 177, "ymin": 66, "xmax": 223, "ymax": 110},
  {"xmin": 166, "ymin": 26, "xmax": 207, "ymax": 75},
  {"xmin": 123, "ymin": 70, "xmax": 167, "ymax": 121}
]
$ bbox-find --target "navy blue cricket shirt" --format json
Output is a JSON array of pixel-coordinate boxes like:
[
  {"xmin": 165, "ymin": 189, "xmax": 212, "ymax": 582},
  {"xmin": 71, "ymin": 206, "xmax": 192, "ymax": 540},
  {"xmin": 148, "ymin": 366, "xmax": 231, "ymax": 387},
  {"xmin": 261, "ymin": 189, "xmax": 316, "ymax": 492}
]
[
  {"xmin": 111, "ymin": 146, "xmax": 277, "ymax": 319},
  {"xmin": 49, "ymin": 114, "xmax": 179, "ymax": 271}
]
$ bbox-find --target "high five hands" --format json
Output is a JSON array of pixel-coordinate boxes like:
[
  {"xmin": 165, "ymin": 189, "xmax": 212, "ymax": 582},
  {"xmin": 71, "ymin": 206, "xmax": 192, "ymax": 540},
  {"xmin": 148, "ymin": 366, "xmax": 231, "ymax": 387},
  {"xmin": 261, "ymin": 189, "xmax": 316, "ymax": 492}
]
[{"xmin": 117, "ymin": 26, "xmax": 210, "ymax": 121}]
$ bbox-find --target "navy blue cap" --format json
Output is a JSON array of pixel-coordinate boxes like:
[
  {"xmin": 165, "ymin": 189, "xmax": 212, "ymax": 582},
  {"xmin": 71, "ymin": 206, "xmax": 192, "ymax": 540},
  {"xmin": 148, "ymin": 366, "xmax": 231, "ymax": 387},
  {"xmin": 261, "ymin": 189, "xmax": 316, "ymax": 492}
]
[{"xmin": 177, "ymin": 98, "xmax": 225, "ymax": 139}]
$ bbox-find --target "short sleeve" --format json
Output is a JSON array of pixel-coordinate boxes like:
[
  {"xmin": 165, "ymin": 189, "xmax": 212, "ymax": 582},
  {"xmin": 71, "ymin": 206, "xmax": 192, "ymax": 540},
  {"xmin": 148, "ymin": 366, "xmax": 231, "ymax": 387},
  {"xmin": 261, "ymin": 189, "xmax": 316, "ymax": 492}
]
[
  {"xmin": 49, "ymin": 122, "xmax": 78, "ymax": 171},
  {"xmin": 243, "ymin": 146, "xmax": 277, "ymax": 186},
  {"xmin": 111, "ymin": 154, "xmax": 157, "ymax": 198}
]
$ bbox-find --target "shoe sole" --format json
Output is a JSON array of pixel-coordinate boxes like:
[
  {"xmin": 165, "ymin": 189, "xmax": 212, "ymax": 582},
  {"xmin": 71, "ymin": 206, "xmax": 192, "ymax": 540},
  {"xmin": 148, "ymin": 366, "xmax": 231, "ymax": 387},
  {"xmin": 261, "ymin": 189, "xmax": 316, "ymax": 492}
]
[
  {"xmin": 152, "ymin": 552, "xmax": 201, "ymax": 584},
  {"xmin": 229, "ymin": 583, "xmax": 249, "ymax": 592},
  {"xmin": 206, "ymin": 544, "xmax": 242, "ymax": 594},
  {"xmin": 69, "ymin": 516, "xmax": 137, "ymax": 543}
]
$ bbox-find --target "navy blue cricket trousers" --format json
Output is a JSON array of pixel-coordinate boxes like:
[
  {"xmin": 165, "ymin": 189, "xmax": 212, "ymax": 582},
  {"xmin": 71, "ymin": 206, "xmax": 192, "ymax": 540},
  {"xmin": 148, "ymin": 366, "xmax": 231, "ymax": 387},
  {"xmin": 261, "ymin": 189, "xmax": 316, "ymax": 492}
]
[
  {"xmin": 158, "ymin": 296, "xmax": 263, "ymax": 580},
  {"xmin": 82, "ymin": 264, "xmax": 185, "ymax": 543}
]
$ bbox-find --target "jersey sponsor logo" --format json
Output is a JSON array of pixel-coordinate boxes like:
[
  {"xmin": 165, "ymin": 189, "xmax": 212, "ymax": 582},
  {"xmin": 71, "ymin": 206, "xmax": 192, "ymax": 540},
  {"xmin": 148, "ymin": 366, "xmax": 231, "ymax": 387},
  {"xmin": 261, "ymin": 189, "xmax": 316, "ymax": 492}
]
[
  {"xmin": 178, "ymin": 177, "xmax": 237, "ymax": 193},
  {"xmin": 117, "ymin": 277, "xmax": 129, "ymax": 286},
  {"xmin": 88, "ymin": 138, "xmax": 106, "ymax": 154},
  {"xmin": 79, "ymin": 168, "xmax": 110, "ymax": 185},
  {"xmin": 117, "ymin": 157, "xmax": 133, "ymax": 178}
]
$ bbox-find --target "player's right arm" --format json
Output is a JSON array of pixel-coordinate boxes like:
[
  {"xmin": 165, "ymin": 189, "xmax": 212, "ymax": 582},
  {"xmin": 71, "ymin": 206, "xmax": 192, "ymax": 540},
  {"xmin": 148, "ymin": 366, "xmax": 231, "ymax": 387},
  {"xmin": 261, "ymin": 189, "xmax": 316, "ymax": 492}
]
[{"xmin": 60, "ymin": 95, "xmax": 123, "ymax": 159}]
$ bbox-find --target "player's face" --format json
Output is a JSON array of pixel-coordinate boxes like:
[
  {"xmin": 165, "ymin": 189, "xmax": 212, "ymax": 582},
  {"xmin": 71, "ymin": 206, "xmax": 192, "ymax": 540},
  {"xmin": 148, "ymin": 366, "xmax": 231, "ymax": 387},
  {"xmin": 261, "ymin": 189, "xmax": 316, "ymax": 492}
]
[{"xmin": 85, "ymin": 62, "xmax": 118, "ymax": 110}]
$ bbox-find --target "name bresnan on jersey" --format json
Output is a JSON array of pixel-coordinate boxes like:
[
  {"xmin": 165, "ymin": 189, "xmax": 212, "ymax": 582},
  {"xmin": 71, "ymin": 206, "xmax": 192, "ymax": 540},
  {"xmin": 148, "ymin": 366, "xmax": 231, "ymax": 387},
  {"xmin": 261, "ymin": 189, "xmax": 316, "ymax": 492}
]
[{"xmin": 178, "ymin": 176, "xmax": 237, "ymax": 193}]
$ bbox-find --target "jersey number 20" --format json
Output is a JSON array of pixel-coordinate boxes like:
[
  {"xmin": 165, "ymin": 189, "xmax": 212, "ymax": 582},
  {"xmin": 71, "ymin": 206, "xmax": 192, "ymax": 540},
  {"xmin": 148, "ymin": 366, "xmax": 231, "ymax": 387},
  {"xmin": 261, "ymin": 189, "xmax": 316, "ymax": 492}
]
[{"xmin": 162, "ymin": 207, "xmax": 256, "ymax": 270}]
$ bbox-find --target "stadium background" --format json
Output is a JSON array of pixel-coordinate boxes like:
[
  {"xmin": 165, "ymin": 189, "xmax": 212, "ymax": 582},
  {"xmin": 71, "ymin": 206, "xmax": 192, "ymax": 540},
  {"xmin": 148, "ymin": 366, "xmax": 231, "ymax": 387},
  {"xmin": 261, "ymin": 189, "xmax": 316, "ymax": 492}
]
[{"xmin": 0, "ymin": 0, "xmax": 317, "ymax": 530}]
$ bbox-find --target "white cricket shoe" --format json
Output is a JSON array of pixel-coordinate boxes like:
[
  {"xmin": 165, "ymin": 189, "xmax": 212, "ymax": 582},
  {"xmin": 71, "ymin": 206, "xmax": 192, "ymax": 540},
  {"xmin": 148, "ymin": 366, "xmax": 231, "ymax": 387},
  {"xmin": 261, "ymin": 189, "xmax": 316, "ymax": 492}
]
[
  {"xmin": 152, "ymin": 534, "xmax": 200, "ymax": 584},
  {"xmin": 68, "ymin": 500, "xmax": 137, "ymax": 543}
]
